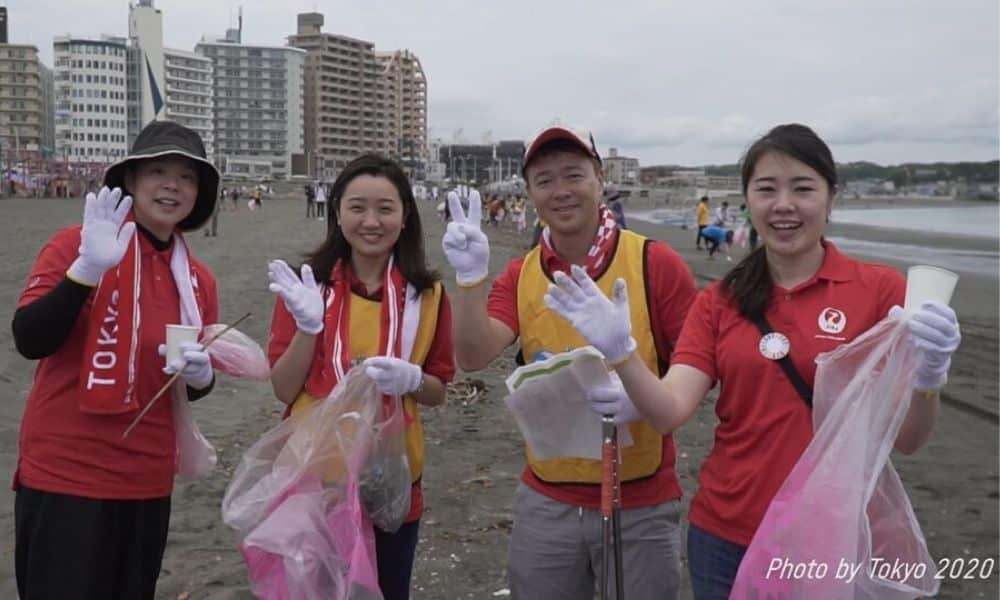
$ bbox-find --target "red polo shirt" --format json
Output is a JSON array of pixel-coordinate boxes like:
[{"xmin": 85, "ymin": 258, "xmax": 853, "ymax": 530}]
[
  {"xmin": 16, "ymin": 226, "xmax": 219, "ymax": 499},
  {"xmin": 268, "ymin": 274, "xmax": 456, "ymax": 523},
  {"xmin": 673, "ymin": 242, "xmax": 905, "ymax": 546},
  {"xmin": 487, "ymin": 239, "xmax": 697, "ymax": 509}
]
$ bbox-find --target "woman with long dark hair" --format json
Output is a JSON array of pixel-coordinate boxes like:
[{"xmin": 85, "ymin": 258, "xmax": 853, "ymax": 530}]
[
  {"xmin": 541, "ymin": 123, "xmax": 961, "ymax": 598},
  {"xmin": 266, "ymin": 154, "xmax": 455, "ymax": 600}
]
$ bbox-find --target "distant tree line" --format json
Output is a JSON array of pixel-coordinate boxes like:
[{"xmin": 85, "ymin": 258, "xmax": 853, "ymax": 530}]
[{"xmin": 703, "ymin": 160, "xmax": 999, "ymax": 187}]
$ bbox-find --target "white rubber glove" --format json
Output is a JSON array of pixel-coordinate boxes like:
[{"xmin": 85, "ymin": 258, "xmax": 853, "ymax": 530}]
[
  {"xmin": 441, "ymin": 190, "xmax": 490, "ymax": 286},
  {"xmin": 67, "ymin": 186, "xmax": 136, "ymax": 286},
  {"xmin": 268, "ymin": 260, "xmax": 325, "ymax": 335},
  {"xmin": 543, "ymin": 264, "xmax": 637, "ymax": 364},
  {"xmin": 890, "ymin": 302, "xmax": 961, "ymax": 390},
  {"xmin": 363, "ymin": 356, "xmax": 423, "ymax": 397},
  {"xmin": 588, "ymin": 372, "xmax": 642, "ymax": 424},
  {"xmin": 158, "ymin": 341, "xmax": 214, "ymax": 390}
]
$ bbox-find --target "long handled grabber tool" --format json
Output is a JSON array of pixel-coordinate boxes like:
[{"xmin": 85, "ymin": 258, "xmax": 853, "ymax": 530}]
[{"xmin": 601, "ymin": 415, "xmax": 625, "ymax": 600}]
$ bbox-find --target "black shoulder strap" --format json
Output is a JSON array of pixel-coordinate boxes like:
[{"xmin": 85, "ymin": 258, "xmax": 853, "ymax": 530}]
[{"xmin": 751, "ymin": 315, "xmax": 813, "ymax": 408}]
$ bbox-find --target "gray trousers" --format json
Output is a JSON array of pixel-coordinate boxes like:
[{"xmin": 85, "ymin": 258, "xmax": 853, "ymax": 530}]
[{"xmin": 507, "ymin": 482, "xmax": 682, "ymax": 600}]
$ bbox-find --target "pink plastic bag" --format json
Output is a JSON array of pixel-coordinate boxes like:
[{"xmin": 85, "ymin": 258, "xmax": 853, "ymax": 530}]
[
  {"xmin": 203, "ymin": 323, "xmax": 271, "ymax": 381},
  {"xmin": 172, "ymin": 325, "xmax": 270, "ymax": 481},
  {"xmin": 731, "ymin": 315, "xmax": 940, "ymax": 599},
  {"xmin": 222, "ymin": 370, "xmax": 385, "ymax": 600}
]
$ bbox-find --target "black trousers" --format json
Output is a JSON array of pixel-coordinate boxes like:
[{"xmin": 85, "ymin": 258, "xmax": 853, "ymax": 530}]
[
  {"xmin": 375, "ymin": 520, "xmax": 420, "ymax": 600},
  {"xmin": 15, "ymin": 486, "xmax": 171, "ymax": 600},
  {"xmin": 696, "ymin": 224, "xmax": 707, "ymax": 247}
]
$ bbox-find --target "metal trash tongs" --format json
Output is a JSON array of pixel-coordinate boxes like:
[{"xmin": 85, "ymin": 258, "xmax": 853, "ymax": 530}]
[{"xmin": 601, "ymin": 415, "xmax": 625, "ymax": 600}]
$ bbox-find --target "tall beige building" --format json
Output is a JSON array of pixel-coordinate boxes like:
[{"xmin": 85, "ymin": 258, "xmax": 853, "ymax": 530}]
[
  {"xmin": 288, "ymin": 12, "xmax": 387, "ymax": 178},
  {"xmin": 0, "ymin": 44, "xmax": 48, "ymax": 157},
  {"xmin": 377, "ymin": 49, "xmax": 427, "ymax": 179}
]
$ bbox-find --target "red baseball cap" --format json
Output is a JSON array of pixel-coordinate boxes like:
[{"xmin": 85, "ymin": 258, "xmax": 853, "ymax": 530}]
[{"xmin": 522, "ymin": 125, "xmax": 601, "ymax": 175}]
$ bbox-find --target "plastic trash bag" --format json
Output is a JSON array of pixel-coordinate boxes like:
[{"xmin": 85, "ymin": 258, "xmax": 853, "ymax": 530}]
[
  {"xmin": 222, "ymin": 370, "xmax": 388, "ymax": 600},
  {"xmin": 359, "ymin": 395, "xmax": 411, "ymax": 533},
  {"xmin": 734, "ymin": 225, "xmax": 750, "ymax": 248},
  {"xmin": 731, "ymin": 314, "xmax": 940, "ymax": 599},
  {"xmin": 172, "ymin": 324, "xmax": 269, "ymax": 481},
  {"xmin": 203, "ymin": 323, "xmax": 271, "ymax": 381}
]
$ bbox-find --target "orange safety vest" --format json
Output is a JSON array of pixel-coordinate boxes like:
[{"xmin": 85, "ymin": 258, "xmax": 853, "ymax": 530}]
[
  {"xmin": 516, "ymin": 230, "xmax": 663, "ymax": 483},
  {"xmin": 290, "ymin": 282, "xmax": 444, "ymax": 483}
]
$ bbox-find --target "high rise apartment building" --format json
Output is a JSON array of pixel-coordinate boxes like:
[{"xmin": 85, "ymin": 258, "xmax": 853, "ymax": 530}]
[
  {"xmin": 53, "ymin": 35, "xmax": 128, "ymax": 162},
  {"xmin": 377, "ymin": 49, "xmax": 427, "ymax": 179},
  {"xmin": 288, "ymin": 12, "xmax": 387, "ymax": 178},
  {"xmin": 163, "ymin": 48, "xmax": 213, "ymax": 157},
  {"xmin": 196, "ymin": 32, "xmax": 304, "ymax": 180},
  {"xmin": 0, "ymin": 44, "xmax": 49, "ymax": 157}
]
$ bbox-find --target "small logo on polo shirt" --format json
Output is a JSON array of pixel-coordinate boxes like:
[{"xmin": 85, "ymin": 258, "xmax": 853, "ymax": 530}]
[{"xmin": 818, "ymin": 307, "xmax": 847, "ymax": 334}]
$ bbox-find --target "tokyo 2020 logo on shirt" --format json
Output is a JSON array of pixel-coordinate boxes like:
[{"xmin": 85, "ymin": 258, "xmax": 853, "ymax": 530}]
[{"xmin": 818, "ymin": 307, "xmax": 847, "ymax": 334}]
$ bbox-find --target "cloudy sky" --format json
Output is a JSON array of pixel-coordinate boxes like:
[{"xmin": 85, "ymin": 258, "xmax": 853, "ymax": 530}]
[{"xmin": 10, "ymin": 0, "xmax": 999, "ymax": 166}]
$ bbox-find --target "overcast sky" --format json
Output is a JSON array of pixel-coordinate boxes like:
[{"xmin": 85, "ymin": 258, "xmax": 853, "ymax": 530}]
[{"xmin": 9, "ymin": 0, "xmax": 999, "ymax": 166}]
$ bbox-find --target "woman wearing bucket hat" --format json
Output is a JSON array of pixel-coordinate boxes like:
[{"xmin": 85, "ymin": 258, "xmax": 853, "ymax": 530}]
[{"xmin": 11, "ymin": 120, "xmax": 221, "ymax": 599}]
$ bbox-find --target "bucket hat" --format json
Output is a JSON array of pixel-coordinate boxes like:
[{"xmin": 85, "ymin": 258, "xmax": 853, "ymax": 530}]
[{"xmin": 103, "ymin": 120, "xmax": 220, "ymax": 231}]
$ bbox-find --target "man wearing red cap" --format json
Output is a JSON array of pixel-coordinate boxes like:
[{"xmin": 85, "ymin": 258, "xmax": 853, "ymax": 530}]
[{"xmin": 442, "ymin": 125, "xmax": 697, "ymax": 599}]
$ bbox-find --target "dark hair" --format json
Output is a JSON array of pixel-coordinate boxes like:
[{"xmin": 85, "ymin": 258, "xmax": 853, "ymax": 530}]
[
  {"xmin": 721, "ymin": 123, "xmax": 836, "ymax": 320},
  {"xmin": 524, "ymin": 139, "xmax": 601, "ymax": 184},
  {"xmin": 304, "ymin": 154, "xmax": 438, "ymax": 294}
]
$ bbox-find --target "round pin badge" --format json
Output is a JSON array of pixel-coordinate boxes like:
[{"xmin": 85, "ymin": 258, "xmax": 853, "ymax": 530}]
[{"xmin": 759, "ymin": 332, "xmax": 791, "ymax": 360}]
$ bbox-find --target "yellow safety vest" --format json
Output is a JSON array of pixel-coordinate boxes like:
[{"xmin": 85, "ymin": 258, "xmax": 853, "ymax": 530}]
[
  {"xmin": 517, "ymin": 230, "xmax": 663, "ymax": 484},
  {"xmin": 290, "ymin": 282, "xmax": 444, "ymax": 483}
]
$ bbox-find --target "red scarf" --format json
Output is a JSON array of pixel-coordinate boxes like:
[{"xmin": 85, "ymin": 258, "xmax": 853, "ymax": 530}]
[
  {"xmin": 78, "ymin": 230, "xmax": 206, "ymax": 414},
  {"xmin": 540, "ymin": 204, "xmax": 620, "ymax": 277},
  {"xmin": 305, "ymin": 257, "xmax": 408, "ymax": 402}
]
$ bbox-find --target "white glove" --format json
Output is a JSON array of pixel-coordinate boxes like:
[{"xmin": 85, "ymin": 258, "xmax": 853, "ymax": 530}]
[
  {"xmin": 67, "ymin": 186, "xmax": 136, "ymax": 285},
  {"xmin": 363, "ymin": 356, "xmax": 423, "ymax": 396},
  {"xmin": 442, "ymin": 190, "xmax": 490, "ymax": 285},
  {"xmin": 158, "ymin": 341, "xmax": 214, "ymax": 390},
  {"xmin": 890, "ymin": 302, "xmax": 961, "ymax": 390},
  {"xmin": 543, "ymin": 265, "xmax": 637, "ymax": 364},
  {"xmin": 588, "ymin": 372, "xmax": 642, "ymax": 424},
  {"xmin": 268, "ymin": 260, "xmax": 325, "ymax": 335}
]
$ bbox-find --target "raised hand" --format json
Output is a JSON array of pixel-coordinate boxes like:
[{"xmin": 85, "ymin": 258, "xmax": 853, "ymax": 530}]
[
  {"xmin": 67, "ymin": 186, "xmax": 136, "ymax": 285},
  {"xmin": 441, "ymin": 189, "xmax": 490, "ymax": 286},
  {"xmin": 544, "ymin": 264, "xmax": 637, "ymax": 364},
  {"xmin": 268, "ymin": 260, "xmax": 325, "ymax": 334}
]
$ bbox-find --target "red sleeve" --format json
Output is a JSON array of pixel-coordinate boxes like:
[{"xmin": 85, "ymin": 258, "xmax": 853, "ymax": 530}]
[
  {"xmin": 421, "ymin": 288, "xmax": 456, "ymax": 384},
  {"xmin": 876, "ymin": 265, "xmax": 906, "ymax": 316},
  {"xmin": 671, "ymin": 285, "xmax": 720, "ymax": 381},
  {"xmin": 267, "ymin": 297, "xmax": 298, "ymax": 368},
  {"xmin": 486, "ymin": 257, "xmax": 525, "ymax": 336},
  {"xmin": 645, "ymin": 241, "xmax": 698, "ymax": 367},
  {"xmin": 19, "ymin": 226, "xmax": 83, "ymax": 308}
]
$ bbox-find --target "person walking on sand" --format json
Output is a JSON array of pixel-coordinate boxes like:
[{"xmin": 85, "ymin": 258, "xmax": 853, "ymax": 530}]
[
  {"xmin": 266, "ymin": 154, "xmax": 456, "ymax": 600},
  {"xmin": 441, "ymin": 124, "xmax": 696, "ymax": 600},
  {"xmin": 695, "ymin": 195, "xmax": 710, "ymax": 250},
  {"xmin": 11, "ymin": 120, "xmax": 221, "ymax": 600},
  {"xmin": 541, "ymin": 123, "xmax": 961, "ymax": 599},
  {"xmin": 314, "ymin": 180, "xmax": 327, "ymax": 220}
]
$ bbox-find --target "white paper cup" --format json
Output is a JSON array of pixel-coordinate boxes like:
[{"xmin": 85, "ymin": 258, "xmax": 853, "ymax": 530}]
[
  {"xmin": 904, "ymin": 265, "xmax": 959, "ymax": 313},
  {"xmin": 165, "ymin": 324, "xmax": 200, "ymax": 365}
]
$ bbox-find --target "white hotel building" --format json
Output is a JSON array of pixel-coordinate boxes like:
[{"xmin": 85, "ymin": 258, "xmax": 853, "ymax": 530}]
[
  {"xmin": 163, "ymin": 48, "xmax": 213, "ymax": 157},
  {"xmin": 52, "ymin": 35, "xmax": 128, "ymax": 163},
  {"xmin": 195, "ymin": 32, "xmax": 304, "ymax": 180}
]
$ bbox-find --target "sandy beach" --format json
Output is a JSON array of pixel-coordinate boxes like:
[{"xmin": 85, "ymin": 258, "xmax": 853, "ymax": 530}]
[{"xmin": 0, "ymin": 190, "xmax": 996, "ymax": 599}]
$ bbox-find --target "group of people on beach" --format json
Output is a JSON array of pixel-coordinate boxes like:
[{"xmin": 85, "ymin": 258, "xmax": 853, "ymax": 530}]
[{"xmin": 12, "ymin": 117, "xmax": 961, "ymax": 599}]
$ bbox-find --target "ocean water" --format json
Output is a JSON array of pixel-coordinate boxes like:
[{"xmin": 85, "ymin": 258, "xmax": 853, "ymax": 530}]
[
  {"xmin": 831, "ymin": 205, "xmax": 999, "ymax": 239},
  {"xmin": 629, "ymin": 206, "xmax": 999, "ymax": 277}
]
